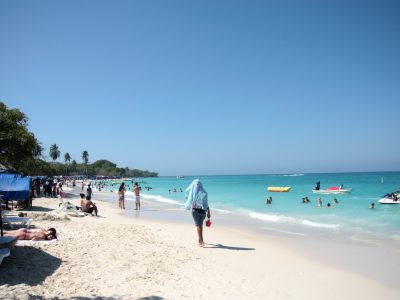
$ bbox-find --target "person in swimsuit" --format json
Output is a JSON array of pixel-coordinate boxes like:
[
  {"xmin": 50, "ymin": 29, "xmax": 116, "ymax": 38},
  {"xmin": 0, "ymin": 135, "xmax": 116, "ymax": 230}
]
[
  {"xmin": 132, "ymin": 182, "xmax": 142, "ymax": 210},
  {"xmin": 81, "ymin": 194, "xmax": 98, "ymax": 216},
  {"xmin": 5, "ymin": 228, "xmax": 57, "ymax": 241},
  {"xmin": 118, "ymin": 183, "xmax": 126, "ymax": 209}
]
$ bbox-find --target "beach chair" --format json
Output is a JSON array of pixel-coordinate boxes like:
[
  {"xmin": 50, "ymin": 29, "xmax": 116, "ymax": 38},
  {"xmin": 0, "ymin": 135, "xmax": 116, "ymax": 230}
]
[
  {"xmin": 0, "ymin": 248, "xmax": 10, "ymax": 265},
  {"xmin": 58, "ymin": 197, "xmax": 87, "ymax": 217},
  {"xmin": 1, "ymin": 216, "xmax": 33, "ymax": 229},
  {"xmin": 1, "ymin": 209, "xmax": 33, "ymax": 229}
]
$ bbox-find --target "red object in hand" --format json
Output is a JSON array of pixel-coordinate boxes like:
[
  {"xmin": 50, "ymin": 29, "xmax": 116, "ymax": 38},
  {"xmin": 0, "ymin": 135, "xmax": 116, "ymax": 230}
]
[{"xmin": 205, "ymin": 219, "xmax": 212, "ymax": 227}]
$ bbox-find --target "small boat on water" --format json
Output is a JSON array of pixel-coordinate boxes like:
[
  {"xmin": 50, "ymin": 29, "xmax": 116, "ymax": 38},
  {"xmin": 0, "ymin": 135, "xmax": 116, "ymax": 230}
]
[
  {"xmin": 312, "ymin": 186, "xmax": 352, "ymax": 194},
  {"xmin": 378, "ymin": 190, "xmax": 400, "ymax": 204},
  {"xmin": 267, "ymin": 186, "xmax": 291, "ymax": 192}
]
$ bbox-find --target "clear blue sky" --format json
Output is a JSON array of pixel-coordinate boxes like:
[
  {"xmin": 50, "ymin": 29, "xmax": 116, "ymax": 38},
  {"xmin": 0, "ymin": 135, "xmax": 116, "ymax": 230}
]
[{"xmin": 1, "ymin": 0, "xmax": 399, "ymax": 175}]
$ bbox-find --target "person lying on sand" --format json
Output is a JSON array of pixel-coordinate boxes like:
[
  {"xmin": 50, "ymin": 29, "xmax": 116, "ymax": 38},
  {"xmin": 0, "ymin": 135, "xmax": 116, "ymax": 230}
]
[{"xmin": 4, "ymin": 228, "xmax": 57, "ymax": 241}]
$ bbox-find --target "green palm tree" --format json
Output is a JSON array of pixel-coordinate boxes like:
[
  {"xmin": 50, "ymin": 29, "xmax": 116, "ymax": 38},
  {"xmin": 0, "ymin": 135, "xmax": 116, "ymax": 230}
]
[
  {"xmin": 64, "ymin": 152, "xmax": 71, "ymax": 175},
  {"xmin": 71, "ymin": 160, "xmax": 77, "ymax": 174},
  {"xmin": 49, "ymin": 144, "xmax": 61, "ymax": 162},
  {"xmin": 82, "ymin": 150, "xmax": 89, "ymax": 177}
]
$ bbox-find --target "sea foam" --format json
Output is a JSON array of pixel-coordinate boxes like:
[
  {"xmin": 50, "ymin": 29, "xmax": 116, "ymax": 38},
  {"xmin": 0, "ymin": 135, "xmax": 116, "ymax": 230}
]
[
  {"xmin": 140, "ymin": 194, "xmax": 183, "ymax": 206},
  {"xmin": 249, "ymin": 212, "xmax": 339, "ymax": 229}
]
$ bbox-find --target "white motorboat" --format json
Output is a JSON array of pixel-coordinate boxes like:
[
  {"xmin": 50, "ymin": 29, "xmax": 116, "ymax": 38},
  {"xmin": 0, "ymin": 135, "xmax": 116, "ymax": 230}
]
[{"xmin": 312, "ymin": 187, "xmax": 352, "ymax": 195}]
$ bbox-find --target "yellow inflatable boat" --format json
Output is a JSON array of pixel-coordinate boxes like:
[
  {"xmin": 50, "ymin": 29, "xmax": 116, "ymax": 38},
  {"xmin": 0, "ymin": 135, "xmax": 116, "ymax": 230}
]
[{"xmin": 267, "ymin": 186, "xmax": 291, "ymax": 192}]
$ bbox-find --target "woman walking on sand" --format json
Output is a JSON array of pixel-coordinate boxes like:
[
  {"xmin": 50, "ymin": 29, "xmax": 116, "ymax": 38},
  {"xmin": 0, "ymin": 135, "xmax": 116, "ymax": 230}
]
[
  {"xmin": 185, "ymin": 179, "xmax": 211, "ymax": 247},
  {"xmin": 118, "ymin": 182, "xmax": 126, "ymax": 209}
]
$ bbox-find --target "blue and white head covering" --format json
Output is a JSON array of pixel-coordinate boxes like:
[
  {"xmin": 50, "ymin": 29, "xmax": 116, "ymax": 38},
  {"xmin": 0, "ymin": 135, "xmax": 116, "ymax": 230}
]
[{"xmin": 185, "ymin": 179, "xmax": 208, "ymax": 210}]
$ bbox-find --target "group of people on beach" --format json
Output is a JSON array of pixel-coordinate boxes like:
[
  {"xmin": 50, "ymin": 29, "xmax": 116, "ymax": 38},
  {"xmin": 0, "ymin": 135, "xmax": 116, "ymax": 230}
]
[
  {"xmin": 265, "ymin": 196, "xmax": 342, "ymax": 207},
  {"xmin": 118, "ymin": 182, "xmax": 142, "ymax": 210},
  {"xmin": 317, "ymin": 197, "xmax": 339, "ymax": 207},
  {"xmin": 2, "ymin": 179, "xmax": 101, "ymax": 242},
  {"xmin": 31, "ymin": 177, "xmax": 64, "ymax": 199},
  {"xmin": 169, "ymin": 187, "xmax": 183, "ymax": 193},
  {"xmin": 1, "ymin": 201, "xmax": 57, "ymax": 242},
  {"xmin": 91, "ymin": 178, "xmax": 211, "ymax": 246},
  {"xmin": 4, "ymin": 177, "xmax": 212, "ymax": 247}
]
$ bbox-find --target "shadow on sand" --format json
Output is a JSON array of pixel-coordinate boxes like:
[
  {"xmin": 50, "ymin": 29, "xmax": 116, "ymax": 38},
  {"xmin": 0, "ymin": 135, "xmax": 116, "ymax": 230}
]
[
  {"xmin": 27, "ymin": 205, "xmax": 54, "ymax": 212},
  {"xmin": 203, "ymin": 243, "xmax": 255, "ymax": 251},
  {"xmin": 22, "ymin": 297, "xmax": 121, "ymax": 300},
  {"xmin": 15, "ymin": 297, "xmax": 164, "ymax": 300},
  {"xmin": 0, "ymin": 246, "xmax": 61, "ymax": 286}
]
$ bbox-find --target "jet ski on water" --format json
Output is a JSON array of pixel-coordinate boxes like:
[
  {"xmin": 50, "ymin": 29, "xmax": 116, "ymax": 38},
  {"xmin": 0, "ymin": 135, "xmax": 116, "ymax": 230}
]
[{"xmin": 378, "ymin": 190, "xmax": 400, "ymax": 204}]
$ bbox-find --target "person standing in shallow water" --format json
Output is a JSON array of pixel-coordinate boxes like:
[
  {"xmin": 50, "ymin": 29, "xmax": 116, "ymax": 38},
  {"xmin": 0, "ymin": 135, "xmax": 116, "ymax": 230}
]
[
  {"xmin": 185, "ymin": 179, "xmax": 211, "ymax": 247},
  {"xmin": 133, "ymin": 182, "xmax": 142, "ymax": 210},
  {"xmin": 118, "ymin": 182, "xmax": 126, "ymax": 209}
]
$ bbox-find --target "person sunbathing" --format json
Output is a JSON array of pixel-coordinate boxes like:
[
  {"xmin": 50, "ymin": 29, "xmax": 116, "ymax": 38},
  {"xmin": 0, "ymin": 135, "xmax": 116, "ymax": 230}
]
[{"xmin": 4, "ymin": 228, "xmax": 57, "ymax": 241}]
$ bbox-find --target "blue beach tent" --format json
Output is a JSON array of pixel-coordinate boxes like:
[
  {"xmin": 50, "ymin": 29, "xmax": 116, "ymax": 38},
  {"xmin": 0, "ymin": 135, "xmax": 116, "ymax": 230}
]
[{"xmin": 0, "ymin": 174, "xmax": 30, "ymax": 202}]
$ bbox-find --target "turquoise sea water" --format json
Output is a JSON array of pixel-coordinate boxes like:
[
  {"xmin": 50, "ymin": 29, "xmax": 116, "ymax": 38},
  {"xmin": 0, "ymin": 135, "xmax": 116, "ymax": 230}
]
[{"xmin": 99, "ymin": 172, "xmax": 400, "ymax": 242}]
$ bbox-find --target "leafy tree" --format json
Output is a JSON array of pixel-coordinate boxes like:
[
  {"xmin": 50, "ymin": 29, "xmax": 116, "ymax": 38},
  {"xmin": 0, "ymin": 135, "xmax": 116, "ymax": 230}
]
[
  {"xmin": 71, "ymin": 160, "xmax": 77, "ymax": 173},
  {"xmin": 64, "ymin": 152, "xmax": 71, "ymax": 175},
  {"xmin": 0, "ymin": 101, "xmax": 43, "ymax": 173},
  {"xmin": 50, "ymin": 162, "xmax": 65, "ymax": 175},
  {"xmin": 49, "ymin": 144, "xmax": 61, "ymax": 162},
  {"xmin": 24, "ymin": 158, "xmax": 55, "ymax": 176}
]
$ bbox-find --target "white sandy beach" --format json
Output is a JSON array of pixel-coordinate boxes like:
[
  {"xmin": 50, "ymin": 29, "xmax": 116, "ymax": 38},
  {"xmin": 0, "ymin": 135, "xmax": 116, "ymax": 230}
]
[{"xmin": 1, "ymin": 187, "xmax": 399, "ymax": 300}]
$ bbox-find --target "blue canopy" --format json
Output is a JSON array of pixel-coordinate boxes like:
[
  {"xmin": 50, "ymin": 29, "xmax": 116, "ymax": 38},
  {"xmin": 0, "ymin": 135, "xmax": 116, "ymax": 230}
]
[{"xmin": 0, "ymin": 174, "xmax": 30, "ymax": 201}]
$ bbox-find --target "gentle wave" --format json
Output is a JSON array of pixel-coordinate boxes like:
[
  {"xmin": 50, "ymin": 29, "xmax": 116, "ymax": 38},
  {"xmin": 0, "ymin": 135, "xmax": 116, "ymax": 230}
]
[
  {"xmin": 140, "ymin": 193, "xmax": 183, "ymax": 206},
  {"xmin": 300, "ymin": 220, "xmax": 339, "ymax": 229},
  {"xmin": 249, "ymin": 212, "xmax": 296, "ymax": 223},
  {"xmin": 212, "ymin": 208, "xmax": 232, "ymax": 214},
  {"xmin": 282, "ymin": 173, "xmax": 305, "ymax": 177},
  {"xmin": 249, "ymin": 212, "xmax": 339, "ymax": 229}
]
